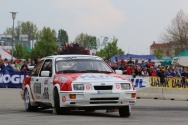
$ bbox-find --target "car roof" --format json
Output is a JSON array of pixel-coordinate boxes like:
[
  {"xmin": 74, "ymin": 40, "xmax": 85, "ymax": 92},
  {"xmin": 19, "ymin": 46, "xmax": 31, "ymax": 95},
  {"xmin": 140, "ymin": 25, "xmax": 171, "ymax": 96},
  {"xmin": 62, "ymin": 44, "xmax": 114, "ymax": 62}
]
[{"xmin": 41, "ymin": 54, "xmax": 102, "ymax": 60}]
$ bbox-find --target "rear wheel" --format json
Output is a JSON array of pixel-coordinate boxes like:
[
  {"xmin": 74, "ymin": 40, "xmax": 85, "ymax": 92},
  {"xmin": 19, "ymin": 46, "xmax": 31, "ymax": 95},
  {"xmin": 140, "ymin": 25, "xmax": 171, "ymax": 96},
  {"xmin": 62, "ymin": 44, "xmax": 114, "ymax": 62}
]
[
  {"xmin": 24, "ymin": 89, "xmax": 38, "ymax": 111},
  {"xmin": 119, "ymin": 105, "xmax": 131, "ymax": 117},
  {"xmin": 54, "ymin": 88, "xmax": 70, "ymax": 115}
]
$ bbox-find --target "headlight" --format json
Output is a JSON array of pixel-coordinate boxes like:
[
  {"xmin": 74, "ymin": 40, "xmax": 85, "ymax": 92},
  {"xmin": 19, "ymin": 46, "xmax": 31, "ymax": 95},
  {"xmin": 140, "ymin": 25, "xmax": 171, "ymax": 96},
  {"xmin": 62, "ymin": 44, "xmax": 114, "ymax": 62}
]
[
  {"xmin": 73, "ymin": 84, "xmax": 84, "ymax": 90},
  {"xmin": 121, "ymin": 83, "xmax": 130, "ymax": 90}
]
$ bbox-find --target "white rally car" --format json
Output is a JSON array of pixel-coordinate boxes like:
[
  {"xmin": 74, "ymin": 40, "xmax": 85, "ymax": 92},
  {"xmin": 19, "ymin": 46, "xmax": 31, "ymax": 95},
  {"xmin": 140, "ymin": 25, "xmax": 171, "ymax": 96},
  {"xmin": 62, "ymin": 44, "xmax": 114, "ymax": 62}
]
[{"xmin": 20, "ymin": 55, "xmax": 136, "ymax": 117}]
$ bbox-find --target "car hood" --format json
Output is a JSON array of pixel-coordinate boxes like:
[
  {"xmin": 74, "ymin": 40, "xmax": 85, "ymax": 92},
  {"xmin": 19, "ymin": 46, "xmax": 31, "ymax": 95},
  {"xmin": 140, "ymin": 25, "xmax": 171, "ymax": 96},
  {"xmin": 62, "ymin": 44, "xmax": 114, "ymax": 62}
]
[{"xmin": 55, "ymin": 73, "xmax": 130, "ymax": 83}]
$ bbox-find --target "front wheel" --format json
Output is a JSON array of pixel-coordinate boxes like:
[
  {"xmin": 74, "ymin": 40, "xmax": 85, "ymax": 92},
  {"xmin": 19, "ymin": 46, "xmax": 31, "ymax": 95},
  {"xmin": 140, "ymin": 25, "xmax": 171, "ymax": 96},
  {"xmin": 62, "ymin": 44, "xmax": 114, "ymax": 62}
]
[
  {"xmin": 119, "ymin": 105, "xmax": 131, "ymax": 117},
  {"xmin": 54, "ymin": 88, "xmax": 70, "ymax": 115},
  {"xmin": 24, "ymin": 89, "xmax": 38, "ymax": 111}
]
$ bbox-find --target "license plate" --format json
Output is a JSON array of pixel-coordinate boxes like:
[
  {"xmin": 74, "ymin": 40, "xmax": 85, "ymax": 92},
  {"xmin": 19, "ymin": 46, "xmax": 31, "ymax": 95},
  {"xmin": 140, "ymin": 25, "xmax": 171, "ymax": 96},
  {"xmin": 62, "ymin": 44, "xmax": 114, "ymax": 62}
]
[{"xmin": 97, "ymin": 90, "xmax": 112, "ymax": 94}]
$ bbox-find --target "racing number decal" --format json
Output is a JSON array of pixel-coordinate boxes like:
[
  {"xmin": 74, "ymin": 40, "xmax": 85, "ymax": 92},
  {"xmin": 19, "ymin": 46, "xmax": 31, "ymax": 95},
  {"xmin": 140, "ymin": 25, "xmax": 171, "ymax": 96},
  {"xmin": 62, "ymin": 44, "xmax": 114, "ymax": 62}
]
[
  {"xmin": 62, "ymin": 96, "xmax": 66, "ymax": 102},
  {"xmin": 43, "ymin": 87, "xmax": 49, "ymax": 100},
  {"xmin": 116, "ymin": 84, "xmax": 120, "ymax": 89}
]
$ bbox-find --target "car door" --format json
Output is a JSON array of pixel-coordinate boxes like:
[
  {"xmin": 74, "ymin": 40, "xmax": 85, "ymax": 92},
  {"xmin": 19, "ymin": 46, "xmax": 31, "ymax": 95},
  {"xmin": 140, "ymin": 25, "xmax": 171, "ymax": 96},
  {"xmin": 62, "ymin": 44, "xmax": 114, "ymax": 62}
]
[
  {"xmin": 30, "ymin": 60, "xmax": 44, "ymax": 102},
  {"xmin": 38, "ymin": 59, "xmax": 53, "ymax": 102}
]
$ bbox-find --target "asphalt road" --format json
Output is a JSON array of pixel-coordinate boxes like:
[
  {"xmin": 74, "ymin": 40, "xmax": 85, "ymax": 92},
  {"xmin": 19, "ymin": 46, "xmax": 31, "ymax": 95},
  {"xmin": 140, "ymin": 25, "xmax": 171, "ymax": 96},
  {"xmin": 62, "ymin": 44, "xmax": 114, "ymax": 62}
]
[{"xmin": 0, "ymin": 88, "xmax": 188, "ymax": 125}]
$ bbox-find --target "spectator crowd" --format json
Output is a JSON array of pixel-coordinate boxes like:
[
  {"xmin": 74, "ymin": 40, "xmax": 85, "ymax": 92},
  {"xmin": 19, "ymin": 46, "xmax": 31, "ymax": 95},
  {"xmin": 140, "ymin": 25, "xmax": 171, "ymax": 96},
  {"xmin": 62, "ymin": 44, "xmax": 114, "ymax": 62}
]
[
  {"xmin": 0, "ymin": 54, "xmax": 40, "ymax": 73},
  {"xmin": 105, "ymin": 56, "xmax": 187, "ymax": 78}
]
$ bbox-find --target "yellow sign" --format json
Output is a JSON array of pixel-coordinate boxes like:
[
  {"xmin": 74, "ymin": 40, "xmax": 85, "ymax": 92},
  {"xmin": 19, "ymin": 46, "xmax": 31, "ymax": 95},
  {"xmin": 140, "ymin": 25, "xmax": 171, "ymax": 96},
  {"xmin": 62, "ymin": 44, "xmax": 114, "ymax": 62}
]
[{"xmin": 150, "ymin": 76, "xmax": 188, "ymax": 90}]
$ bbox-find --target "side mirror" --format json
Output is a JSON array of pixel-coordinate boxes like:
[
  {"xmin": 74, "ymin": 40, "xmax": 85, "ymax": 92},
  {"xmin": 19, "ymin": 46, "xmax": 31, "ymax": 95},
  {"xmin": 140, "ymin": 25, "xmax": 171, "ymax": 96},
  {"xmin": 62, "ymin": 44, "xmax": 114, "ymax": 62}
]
[
  {"xmin": 41, "ymin": 71, "xmax": 50, "ymax": 77},
  {"xmin": 115, "ymin": 70, "xmax": 123, "ymax": 75}
]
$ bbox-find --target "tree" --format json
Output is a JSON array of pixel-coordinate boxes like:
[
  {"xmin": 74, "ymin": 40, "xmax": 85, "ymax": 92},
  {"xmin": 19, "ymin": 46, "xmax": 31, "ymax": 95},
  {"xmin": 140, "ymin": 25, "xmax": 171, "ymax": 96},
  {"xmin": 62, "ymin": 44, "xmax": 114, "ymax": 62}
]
[
  {"xmin": 38, "ymin": 27, "xmax": 56, "ymax": 42},
  {"xmin": 58, "ymin": 29, "xmax": 68, "ymax": 43},
  {"xmin": 75, "ymin": 33, "xmax": 97, "ymax": 49},
  {"xmin": 12, "ymin": 43, "xmax": 31, "ymax": 59},
  {"xmin": 3, "ymin": 21, "xmax": 38, "ymax": 40},
  {"xmin": 162, "ymin": 10, "xmax": 188, "ymax": 55},
  {"xmin": 154, "ymin": 47, "xmax": 163, "ymax": 60},
  {"xmin": 31, "ymin": 27, "xmax": 58, "ymax": 60},
  {"xmin": 60, "ymin": 43, "xmax": 89, "ymax": 55},
  {"xmin": 96, "ymin": 38, "xmax": 124, "ymax": 59},
  {"xmin": 21, "ymin": 21, "xmax": 38, "ymax": 40}
]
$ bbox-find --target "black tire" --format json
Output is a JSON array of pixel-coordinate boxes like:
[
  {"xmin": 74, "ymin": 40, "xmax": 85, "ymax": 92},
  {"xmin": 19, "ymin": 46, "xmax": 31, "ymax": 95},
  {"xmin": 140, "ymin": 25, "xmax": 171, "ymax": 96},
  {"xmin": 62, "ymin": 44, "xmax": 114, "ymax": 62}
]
[
  {"xmin": 119, "ymin": 106, "xmax": 131, "ymax": 117},
  {"xmin": 24, "ymin": 89, "xmax": 38, "ymax": 112},
  {"xmin": 54, "ymin": 88, "xmax": 70, "ymax": 115}
]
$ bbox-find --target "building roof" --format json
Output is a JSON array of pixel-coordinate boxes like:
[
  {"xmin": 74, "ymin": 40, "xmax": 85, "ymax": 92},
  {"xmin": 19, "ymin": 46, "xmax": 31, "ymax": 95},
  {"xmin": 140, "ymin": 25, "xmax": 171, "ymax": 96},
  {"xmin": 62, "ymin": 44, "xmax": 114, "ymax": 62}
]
[{"xmin": 150, "ymin": 41, "xmax": 171, "ymax": 48}]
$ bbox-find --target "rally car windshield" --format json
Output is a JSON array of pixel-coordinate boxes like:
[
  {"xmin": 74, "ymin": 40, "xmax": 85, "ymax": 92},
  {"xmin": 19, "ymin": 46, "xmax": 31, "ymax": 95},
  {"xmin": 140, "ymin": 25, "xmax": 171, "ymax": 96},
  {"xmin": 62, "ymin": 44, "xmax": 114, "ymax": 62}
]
[{"xmin": 55, "ymin": 58, "xmax": 114, "ymax": 73}]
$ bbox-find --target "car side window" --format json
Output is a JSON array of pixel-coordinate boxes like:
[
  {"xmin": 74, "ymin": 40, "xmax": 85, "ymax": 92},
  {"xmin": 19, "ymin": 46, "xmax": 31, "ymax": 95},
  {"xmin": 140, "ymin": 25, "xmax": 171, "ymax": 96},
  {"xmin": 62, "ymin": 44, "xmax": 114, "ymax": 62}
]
[
  {"xmin": 40, "ymin": 59, "xmax": 52, "ymax": 77},
  {"xmin": 31, "ymin": 60, "xmax": 44, "ymax": 76}
]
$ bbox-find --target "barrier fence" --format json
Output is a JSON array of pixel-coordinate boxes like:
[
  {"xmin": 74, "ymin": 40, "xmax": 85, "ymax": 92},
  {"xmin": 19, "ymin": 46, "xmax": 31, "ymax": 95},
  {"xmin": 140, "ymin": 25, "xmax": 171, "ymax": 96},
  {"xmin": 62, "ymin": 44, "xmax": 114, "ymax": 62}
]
[
  {"xmin": 0, "ymin": 71, "xmax": 29, "ymax": 88},
  {"xmin": 124, "ymin": 75, "xmax": 188, "ymax": 101},
  {"xmin": 1, "ymin": 72, "xmax": 188, "ymax": 101}
]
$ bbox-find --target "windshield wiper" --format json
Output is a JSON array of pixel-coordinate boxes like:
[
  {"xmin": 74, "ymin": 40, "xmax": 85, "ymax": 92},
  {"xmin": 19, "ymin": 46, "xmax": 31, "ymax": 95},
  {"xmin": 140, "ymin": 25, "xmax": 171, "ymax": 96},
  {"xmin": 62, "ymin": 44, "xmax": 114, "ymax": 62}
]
[
  {"xmin": 83, "ymin": 70, "xmax": 113, "ymax": 73},
  {"xmin": 56, "ymin": 70, "xmax": 82, "ymax": 73}
]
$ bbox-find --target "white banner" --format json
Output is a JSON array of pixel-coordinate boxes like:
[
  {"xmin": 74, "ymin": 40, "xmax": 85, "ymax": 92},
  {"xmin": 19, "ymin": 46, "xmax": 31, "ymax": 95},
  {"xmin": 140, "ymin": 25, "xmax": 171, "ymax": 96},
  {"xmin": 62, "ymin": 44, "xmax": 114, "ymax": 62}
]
[{"xmin": 123, "ymin": 75, "xmax": 150, "ymax": 89}]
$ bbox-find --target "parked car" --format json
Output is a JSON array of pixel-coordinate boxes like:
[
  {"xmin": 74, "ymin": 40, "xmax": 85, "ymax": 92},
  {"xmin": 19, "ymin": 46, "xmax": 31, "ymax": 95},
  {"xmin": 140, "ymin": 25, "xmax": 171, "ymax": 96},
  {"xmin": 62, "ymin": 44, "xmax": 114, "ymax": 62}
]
[{"xmin": 20, "ymin": 55, "xmax": 136, "ymax": 117}]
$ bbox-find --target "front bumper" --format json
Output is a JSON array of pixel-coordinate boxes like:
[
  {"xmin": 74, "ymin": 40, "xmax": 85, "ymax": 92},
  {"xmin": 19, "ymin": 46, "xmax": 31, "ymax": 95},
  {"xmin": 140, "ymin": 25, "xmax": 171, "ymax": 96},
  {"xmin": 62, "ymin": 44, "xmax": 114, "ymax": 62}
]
[{"xmin": 59, "ymin": 90, "xmax": 136, "ymax": 108}]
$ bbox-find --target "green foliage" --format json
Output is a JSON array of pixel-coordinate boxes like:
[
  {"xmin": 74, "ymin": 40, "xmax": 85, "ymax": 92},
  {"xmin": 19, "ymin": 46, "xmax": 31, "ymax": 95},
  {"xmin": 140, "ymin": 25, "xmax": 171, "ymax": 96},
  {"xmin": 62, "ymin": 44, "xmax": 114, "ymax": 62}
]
[
  {"xmin": 96, "ymin": 38, "xmax": 124, "ymax": 59},
  {"xmin": 58, "ymin": 29, "xmax": 68, "ymax": 43},
  {"xmin": 154, "ymin": 47, "xmax": 163, "ymax": 59},
  {"xmin": 21, "ymin": 21, "xmax": 38, "ymax": 40},
  {"xmin": 12, "ymin": 43, "xmax": 31, "ymax": 59},
  {"xmin": 75, "ymin": 33, "xmax": 97, "ymax": 49},
  {"xmin": 3, "ymin": 27, "xmax": 13, "ymax": 35},
  {"xmin": 3, "ymin": 21, "xmax": 39, "ymax": 40},
  {"xmin": 38, "ymin": 27, "xmax": 56, "ymax": 42},
  {"xmin": 30, "ymin": 27, "xmax": 58, "ymax": 60},
  {"xmin": 31, "ymin": 41, "xmax": 58, "ymax": 59}
]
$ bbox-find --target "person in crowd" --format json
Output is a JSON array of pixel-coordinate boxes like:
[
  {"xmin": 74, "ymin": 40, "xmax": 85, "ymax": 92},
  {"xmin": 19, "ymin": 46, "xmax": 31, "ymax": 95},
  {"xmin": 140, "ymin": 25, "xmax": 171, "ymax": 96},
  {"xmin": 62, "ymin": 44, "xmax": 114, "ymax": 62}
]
[
  {"xmin": 116, "ymin": 62, "xmax": 121, "ymax": 69},
  {"xmin": 5, "ymin": 62, "xmax": 14, "ymax": 72},
  {"xmin": 54, "ymin": 51, "xmax": 58, "ymax": 55},
  {"xmin": 127, "ymin": 57, "xmax": 134, "ymax": 66},
  {"xmin": 140, "ymin": 60, "xmax": 146, "ymax": 68},
  {"xmin": 174, "ymin": 67, "xmax": 181, "ymax": 77},
  {"xmin": 134, "ymin": 65, "xmax": 142, "ymax": 76},
  {"xmin": 134, "ymin": 59, "xmax": 139, "ymax": 67},
  {"xmin": 10, "ymin": 60, "xmax": 15, "ymax": 69},
  {"xmin": 126, "ymin": 65, "xmax": 132, "ymax": 75},
  {"xmin": 169, "ymin": 69, "xmax": 177, "ymax": 77},
  {"xmin": 148, "ymin": 66, "xmax": 157, "ymax": 76},
  {"xmin": 0, "ymin": 54, "xmax": 3, "ymax": 68},
  {"xmin": 4, "ymin": 58, "xmax": 8, "ymax": 66},
  {"xmin": 113, "ymin": 56, "xmax": 119, "ymax": 64},
  {"xmin": 111, "ymin": 63, "xmax": 117, "ymax": 71},
  {"xmin": 30, "ymin": 60, "xmax": 36, "ymax": 66},
  {"xmin": 34, "ymin": 55, "xmax": 41, "ymax": 65},
  {"xmin": 120, "ymin": 57, "xmax": 126, "ymax": 65},
  {"xmin": 181, "ymin": 67, "xmax": 188, "ymax": 87},
  {"xmin": 163, "ymin": 69, "xmax": 170, "ymax": 77},
  {"xmin": 14, "ymin": 61, "xmax": 20, "ymax": 71},
  {"xmin": 0, "ymin": 60, "xmax": 6, "ymax": 71},
  {"xmin": 119, "ymin": 63, "xmax": 126, "ymax": 74},
  {"xmin": 20, "ymin": 61, "xmax": 29, "ymax": 73},
  {"xmin": 141, "ymin": 67, "xmax": 149, "ymax": 77},
  {"xmin": 157, "ymin": 66, "xmax": 165, "ymax": 86},
  {"xmin": 26, "ymin": 59, "xmax": 31, "ymax": 66}
]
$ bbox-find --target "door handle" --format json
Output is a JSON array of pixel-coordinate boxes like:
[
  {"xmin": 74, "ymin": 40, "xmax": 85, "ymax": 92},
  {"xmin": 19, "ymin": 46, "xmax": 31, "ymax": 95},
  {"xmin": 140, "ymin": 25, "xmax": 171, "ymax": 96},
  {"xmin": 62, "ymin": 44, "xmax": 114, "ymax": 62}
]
[{"xmin": 36, "ymin": 79, "xmax": 39, "ymax": 81}]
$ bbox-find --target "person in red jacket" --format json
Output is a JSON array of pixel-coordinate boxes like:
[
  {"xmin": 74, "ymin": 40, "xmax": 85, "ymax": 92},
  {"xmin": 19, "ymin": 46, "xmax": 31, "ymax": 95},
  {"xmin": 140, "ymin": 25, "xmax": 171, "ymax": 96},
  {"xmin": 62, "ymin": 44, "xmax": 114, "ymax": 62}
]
[{"xmin": 126, "ymin": 65, "xmax": 132, "ymax": 75}]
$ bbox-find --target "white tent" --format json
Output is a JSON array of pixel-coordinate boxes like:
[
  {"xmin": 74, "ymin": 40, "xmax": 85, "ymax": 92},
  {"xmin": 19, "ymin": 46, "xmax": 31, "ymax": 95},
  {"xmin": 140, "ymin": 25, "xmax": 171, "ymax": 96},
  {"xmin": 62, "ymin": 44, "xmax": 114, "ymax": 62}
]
[{"xmin": 0, "ymin": 49, "xmax": 17, "ymax": 60}]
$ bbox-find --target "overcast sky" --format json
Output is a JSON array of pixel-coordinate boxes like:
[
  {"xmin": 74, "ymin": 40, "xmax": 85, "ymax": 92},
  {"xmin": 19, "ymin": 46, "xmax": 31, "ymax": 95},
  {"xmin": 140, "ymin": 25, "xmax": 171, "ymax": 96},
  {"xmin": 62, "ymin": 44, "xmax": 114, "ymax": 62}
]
[{"xmin": 1, "ymin": 0, "xmax": 188, "ymax": 55}]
